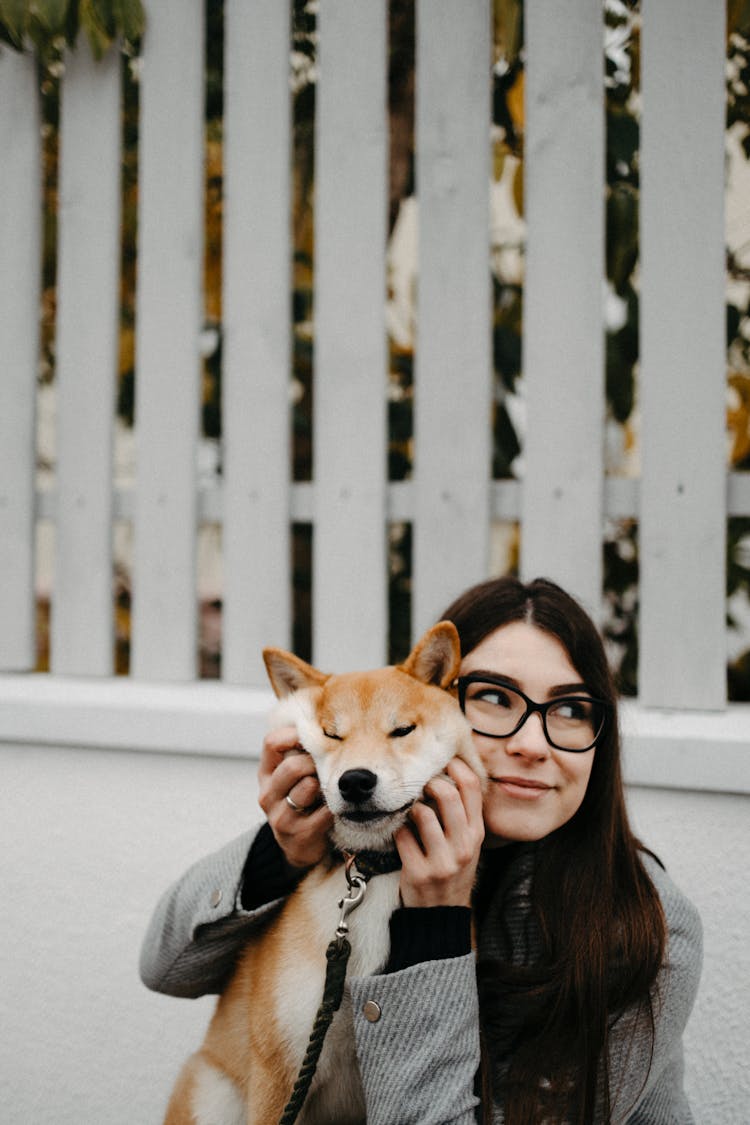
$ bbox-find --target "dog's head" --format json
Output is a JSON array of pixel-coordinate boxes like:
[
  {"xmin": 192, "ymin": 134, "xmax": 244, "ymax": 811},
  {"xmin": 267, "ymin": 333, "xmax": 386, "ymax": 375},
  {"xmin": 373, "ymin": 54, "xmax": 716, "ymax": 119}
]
[{"xmin": 263, "ymin": 622, "xmax": 485, "ymax": 853}]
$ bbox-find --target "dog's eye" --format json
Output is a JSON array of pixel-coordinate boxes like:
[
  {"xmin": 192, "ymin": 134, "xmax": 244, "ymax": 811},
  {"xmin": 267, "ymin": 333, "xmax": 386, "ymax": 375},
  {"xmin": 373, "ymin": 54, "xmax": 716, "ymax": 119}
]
[
  {"xmin": 322, "ymin": 728, "xmax": 343, "ymax": 741},
  {"xmin": 389, "ymin": 724, "xmax": 416, "ymax": 739}
]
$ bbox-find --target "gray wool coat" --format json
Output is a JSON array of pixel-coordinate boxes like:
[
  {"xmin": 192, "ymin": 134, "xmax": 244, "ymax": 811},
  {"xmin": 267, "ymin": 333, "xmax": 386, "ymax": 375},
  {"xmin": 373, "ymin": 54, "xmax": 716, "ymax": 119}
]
[{"xmin": 140, "ymin": 828, "xmax": 702, "ymax": 1124}]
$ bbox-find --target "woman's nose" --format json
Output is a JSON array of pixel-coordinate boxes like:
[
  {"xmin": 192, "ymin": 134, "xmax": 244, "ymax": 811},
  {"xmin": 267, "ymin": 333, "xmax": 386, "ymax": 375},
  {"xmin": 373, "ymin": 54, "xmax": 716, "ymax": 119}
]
[{"xmin": 504, "ymin": 711, "xmax": 550, "ymax": 759}]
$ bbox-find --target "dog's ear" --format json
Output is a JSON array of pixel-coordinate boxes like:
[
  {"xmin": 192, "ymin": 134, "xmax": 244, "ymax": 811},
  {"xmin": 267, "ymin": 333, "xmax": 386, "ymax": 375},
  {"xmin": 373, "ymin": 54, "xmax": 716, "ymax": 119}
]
[
  {"xmin": 263, "ymin": 648, "xmax": 329, "ymax": 698},
  {"xmin": 399, "ymin": 621, "xmax": 461, "ymax": 689}
]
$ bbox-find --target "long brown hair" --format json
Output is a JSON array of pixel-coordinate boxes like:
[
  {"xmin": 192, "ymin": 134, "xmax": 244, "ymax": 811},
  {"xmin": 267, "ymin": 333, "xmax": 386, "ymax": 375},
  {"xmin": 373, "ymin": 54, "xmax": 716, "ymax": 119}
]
[{"xmin": 440, "ymin": 576, "xmax": 666, "ymax": 1124}]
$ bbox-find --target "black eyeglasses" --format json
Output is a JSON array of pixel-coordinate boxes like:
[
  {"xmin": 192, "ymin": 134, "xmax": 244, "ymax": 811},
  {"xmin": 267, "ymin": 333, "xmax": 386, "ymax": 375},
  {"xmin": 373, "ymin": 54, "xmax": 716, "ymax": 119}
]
[{"xmin": 455, "ymin": 674, "xmax": 610, "ymax": 753}]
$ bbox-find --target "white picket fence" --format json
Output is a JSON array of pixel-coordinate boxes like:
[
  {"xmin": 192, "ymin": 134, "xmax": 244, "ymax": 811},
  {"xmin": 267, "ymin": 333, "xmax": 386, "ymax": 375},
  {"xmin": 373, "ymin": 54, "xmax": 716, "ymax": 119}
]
[{"xmin": 0, "ymin": 0, "xmax": 748, "ymax": 792}]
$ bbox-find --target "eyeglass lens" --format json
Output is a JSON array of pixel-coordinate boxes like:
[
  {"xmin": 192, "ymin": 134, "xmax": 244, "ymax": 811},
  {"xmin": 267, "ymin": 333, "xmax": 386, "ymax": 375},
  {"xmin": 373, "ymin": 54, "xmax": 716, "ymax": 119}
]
[{"xmin": 463, "ymin": 681, "xmax": 604, "ymax": 751}]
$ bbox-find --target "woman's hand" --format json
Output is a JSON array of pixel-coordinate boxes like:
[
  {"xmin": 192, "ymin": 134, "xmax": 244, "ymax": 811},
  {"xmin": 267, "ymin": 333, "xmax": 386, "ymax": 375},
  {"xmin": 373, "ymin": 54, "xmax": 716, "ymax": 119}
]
[
  {"xmin": 258, "ymin": 727, "xmax": 333, "ymax": 869},
  {"xmin": 394, "ymin": 757, "xmax": 485, "ymax": 908}
]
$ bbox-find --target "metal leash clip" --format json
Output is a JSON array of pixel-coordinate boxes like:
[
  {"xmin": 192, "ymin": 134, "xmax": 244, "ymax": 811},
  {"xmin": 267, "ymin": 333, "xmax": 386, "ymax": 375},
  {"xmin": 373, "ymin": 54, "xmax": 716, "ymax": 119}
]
[{"xmin": 335, "ymin": 854, "xmax": 367, "ymax": 942}]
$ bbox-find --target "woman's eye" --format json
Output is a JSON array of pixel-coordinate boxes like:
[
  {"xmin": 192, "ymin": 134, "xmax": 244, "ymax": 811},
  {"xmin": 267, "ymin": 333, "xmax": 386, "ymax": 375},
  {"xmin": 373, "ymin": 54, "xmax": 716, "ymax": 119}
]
[
  {"xmin": 474, "ymin": 689, "xmax": 511, "ymax": 708},
  {"xmin": 551, "ymin": 699, "xmax": 589, "ymax": 722},
  {"xmin": 389, "ymin": 724, "xmax": 416, "ymax": 739}
]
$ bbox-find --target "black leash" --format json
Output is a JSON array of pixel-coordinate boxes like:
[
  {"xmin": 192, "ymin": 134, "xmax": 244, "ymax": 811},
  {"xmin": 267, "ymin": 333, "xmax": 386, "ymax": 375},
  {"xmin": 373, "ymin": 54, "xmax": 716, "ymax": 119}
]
[
  {"xmin": 278, "ymin": 855, "xmax": 369, "ymax": 1125},
  {"xmin": 278, "ymin": 849, "xmax": 403, "ymax": 1124},
  {"xmin": 277, "ymin": 934, "xmax": 354, "ymax": 1125}
]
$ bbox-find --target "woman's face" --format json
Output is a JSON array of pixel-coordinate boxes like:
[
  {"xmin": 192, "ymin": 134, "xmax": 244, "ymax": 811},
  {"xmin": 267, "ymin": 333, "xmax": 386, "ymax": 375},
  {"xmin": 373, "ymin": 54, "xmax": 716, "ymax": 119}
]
[{"xmin": 460, "ymin": 621, "xmax": 596, "ymax": 846}]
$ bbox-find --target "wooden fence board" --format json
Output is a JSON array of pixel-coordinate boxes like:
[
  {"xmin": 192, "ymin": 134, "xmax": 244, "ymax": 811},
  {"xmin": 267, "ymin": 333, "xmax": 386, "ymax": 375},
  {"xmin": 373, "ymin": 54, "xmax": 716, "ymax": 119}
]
[
  {"xmin": 639, "ymin": 0, "xmax": 726, "ymax": 709},
  {"xmin": 413, "ymin": 0, "xmax": 492, "ymax": 635},
  {"xmin": 131, "ymin": 0, "xmax": 205, "ymax": 681},
  {"xmin": 51, "ymin": 49, "xmax": 121, "ymax": 676},
  {"xmin": 521, "ymin": 0, "xmax": 605, "ymax": 620},
  {"xmin": 221, "ymin": 0, "xmax": 292, "ymax": 685},
  {"xmin": 313, "ymin": 0, "xmax": 389, "ymax": 670}
]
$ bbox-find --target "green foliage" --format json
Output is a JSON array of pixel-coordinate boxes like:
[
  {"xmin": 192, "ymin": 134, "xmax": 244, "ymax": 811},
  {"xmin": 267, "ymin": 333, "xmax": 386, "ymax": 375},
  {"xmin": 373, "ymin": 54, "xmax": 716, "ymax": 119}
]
[{"xmin": 0, "ymin": 0, "xmax": 144, "ymax": 61}]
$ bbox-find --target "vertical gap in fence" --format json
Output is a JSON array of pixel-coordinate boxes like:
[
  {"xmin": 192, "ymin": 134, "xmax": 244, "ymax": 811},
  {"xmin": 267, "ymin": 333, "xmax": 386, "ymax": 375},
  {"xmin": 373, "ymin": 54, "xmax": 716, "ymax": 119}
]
[
  {"xmin": 521, "ymin": 0, "xmax": 605, "ymax": 621},
  {"xmin": 639, "ymin": 0, "xmax": 726, "ymax": 709},
  {"xmin": 290, "ymin": 3, "xmax": 317, "ymax": 667},
  {"xmin": 599, "ymin": 2, "xmax": 641, "ymax": 697},
  {"xmin": 603, "ymin": 517, "xmax": 639, "ymax": 696},
  {"xmin": 489, "ymin": 3, "xmax": 524, "ymax": 584},
  {"xmin": 312, "ymin": 0, "xmax": 389, "ymax": 671},
  {"xmin": 388, "ymin": 521, "xmax": 413, "ymax": 664},
  {"xmin": 0, "ymin": 50, "xmax": 40, "ymax": 672},
  {"xmin": 198, "ymin": 0, "xmax": 224, "ymax": 680},
  {"xmin": 413, "ymin": 0, "xmax": 493, "ymax": 637},
  {"xmin": 726, "ymin": 16, "xmax": 750, "ymax": 702},
  {"xmin": 292, "ymin": 522, "xmax": 313, "ymax": 663},
  {"xmin": 131, "ymin": 0, "xmax": 205, "ymax": 682},
  {"xmin": 51, "ymin": 47, "xmax": 121, "ymax": 676},
  {"xmin": 35, "ymin": 68, "xmax": 60, "ymax": 674},
  {"xmin": 386, "ymin": 0, "xmax": 416, "ymax": 666},
  {"xmin": 114, "ymin": 50, "xmax": 141, "ymax": 675}
]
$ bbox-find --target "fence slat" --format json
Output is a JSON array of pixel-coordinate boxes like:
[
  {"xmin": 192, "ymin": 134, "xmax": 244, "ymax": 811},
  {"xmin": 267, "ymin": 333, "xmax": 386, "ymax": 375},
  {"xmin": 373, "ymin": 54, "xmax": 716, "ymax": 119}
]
[
  {"xmin": 639, "ymin": 0, "xmax": 726, "ymax": 709},
  {"xmin": 131, "ymin": 0, "xmax": 205, "ymax": 681},
  {"xmin": 521, "ymin": 0, "xmax": 605, "ymax": 620},
  {"xmin": 413, "ymin": 0, "xmax": 492, "ymax": 636},
  {"xmin": 51, "ymin": 49, "xmax": 121, "ymax": 676},
  {"xmin": 313, "ymin": 0, "xmax": 389, "ymax": 670},
  {"xmin": 221, "ymin": 0, "xmax": 292, "ymax": 685},
  {"xmin": 0, "ymin": 51, "xmax": 39, "ymax": 672}
]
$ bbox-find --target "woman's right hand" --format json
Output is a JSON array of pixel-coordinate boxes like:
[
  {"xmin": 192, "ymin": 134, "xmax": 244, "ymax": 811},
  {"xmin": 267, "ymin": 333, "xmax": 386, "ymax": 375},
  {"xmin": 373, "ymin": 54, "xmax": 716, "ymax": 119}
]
[{"xmin": 258, "ymin": 727, "xmax": 333, "ymax": 869}]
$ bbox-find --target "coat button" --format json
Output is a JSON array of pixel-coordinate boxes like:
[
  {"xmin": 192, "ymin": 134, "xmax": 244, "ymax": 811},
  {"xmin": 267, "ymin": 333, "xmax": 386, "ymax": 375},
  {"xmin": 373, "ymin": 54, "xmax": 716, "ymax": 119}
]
[
  {"xmin": 210, "ymin": 888, "xmax": 223, "ymax": 908},
  {"xmin": 362, "ymin": 1000, "xmax": 381, "ymax": 1023}
]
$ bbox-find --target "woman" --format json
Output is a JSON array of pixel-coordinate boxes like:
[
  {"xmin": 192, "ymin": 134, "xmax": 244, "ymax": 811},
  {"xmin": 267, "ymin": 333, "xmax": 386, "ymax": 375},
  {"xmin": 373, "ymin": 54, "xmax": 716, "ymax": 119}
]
[{"xmin": 140, "ymin": 576, "xmax": 702, "ymax": 1124}]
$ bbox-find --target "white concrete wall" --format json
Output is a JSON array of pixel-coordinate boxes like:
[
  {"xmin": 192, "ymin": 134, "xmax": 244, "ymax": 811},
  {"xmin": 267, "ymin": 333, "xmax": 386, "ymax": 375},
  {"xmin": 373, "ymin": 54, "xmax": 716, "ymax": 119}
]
[
  {"xmin": 626, "ymin": 785, "xmax": 750, "ymax": 1122},
  {"xmin": 1, "ymin": 742, "xmax": 748, "ymax": 1123}
]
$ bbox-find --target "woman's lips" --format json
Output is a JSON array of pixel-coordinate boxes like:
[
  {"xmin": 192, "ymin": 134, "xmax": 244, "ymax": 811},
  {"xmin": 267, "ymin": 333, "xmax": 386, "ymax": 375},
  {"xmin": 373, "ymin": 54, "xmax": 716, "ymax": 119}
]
[{"xmin": 491, "ymin": 776, "xmax": 553, "ymax": 800}]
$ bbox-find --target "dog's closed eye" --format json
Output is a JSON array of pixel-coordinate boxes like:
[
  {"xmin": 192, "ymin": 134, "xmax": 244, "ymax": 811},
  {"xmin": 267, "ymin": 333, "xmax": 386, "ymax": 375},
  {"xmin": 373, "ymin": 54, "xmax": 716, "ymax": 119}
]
[
  {"xmin": 322, "ymin": 728, "xmax": 343, "ymax": 741},
  {"xmin": 389, "ymin": 724, "xmax": 416, "ymax": 739}
]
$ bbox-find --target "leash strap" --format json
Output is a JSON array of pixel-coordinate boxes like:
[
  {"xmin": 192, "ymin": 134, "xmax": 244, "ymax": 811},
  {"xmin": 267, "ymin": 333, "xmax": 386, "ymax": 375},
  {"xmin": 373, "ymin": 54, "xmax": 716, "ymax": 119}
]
[
  {"xmin": 278, "ymin": 936, "xmax": 352, "ymax": 1125},
  {"xmin": 278, "ymin": 858, "xmax": 368, "ymax": 1125}
]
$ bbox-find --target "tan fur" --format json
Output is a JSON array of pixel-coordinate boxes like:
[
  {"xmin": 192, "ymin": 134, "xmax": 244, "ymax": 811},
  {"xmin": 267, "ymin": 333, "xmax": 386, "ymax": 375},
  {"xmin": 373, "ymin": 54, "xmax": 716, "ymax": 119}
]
[{"xmin": 164, "ymin": 622, "xmax": 485, "ymax": 1125}]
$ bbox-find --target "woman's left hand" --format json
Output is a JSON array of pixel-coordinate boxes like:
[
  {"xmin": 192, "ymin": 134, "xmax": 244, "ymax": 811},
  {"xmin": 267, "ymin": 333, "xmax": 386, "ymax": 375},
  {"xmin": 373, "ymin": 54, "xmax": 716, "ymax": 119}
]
[{"xmin": 394, "ymin": 757, "xmax": 485, "ymax": 908}]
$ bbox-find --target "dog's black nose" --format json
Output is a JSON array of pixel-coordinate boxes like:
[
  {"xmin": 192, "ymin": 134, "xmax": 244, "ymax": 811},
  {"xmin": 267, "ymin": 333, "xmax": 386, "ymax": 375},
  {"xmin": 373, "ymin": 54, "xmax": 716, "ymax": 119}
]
[{"xmin": 338, "ymin": 768, "xmax": 378, "ymax": 804}]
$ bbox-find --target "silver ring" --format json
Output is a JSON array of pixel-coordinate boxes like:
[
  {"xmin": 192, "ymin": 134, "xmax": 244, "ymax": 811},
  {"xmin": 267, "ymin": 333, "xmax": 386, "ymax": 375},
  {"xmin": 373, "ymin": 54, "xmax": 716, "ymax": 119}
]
[{"xmin": 285, "ymin": 793, "xmax": 306, "ymax": 814}]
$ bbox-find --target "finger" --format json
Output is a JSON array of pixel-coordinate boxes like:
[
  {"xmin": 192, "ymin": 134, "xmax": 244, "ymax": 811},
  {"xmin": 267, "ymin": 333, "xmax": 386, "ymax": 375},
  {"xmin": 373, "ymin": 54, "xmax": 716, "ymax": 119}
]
[
  {"xmin": 395, "ymin": 810, "xmax": 474, "ymax": 908},
  {"xmin": 278, "ymin": 794, "xmax": 330, "ymax": 830},
  {"xmin": 421, "ymin": 775, "xmax": 466, "ymax": 831},
  {"xmin": 259, "ymin": 727, "xmax": 304, "ymax": 780},
  {"xmin": 258, "ymin": 747, "xmax": 320, "ymax": 817},
  {"xmin": 284, "ymin": 773, "xmax": 324, "ymax": 812},
  {"xmin": 275, "ymin": 799, "xmax": 333, "ymax": 869},
  {"xmin": 261, "ymin": 742, "xmax": 317, "ymax": 793},
  {"xmin": 414, "ymin": 773, "xmax": 484, "ymax": 859},
  {"xmin": 394, "ymin": 820, "xmax": 428, "ymax": 866},
  {"xmin": 444, "ymin": 758, "xmax": 485, "ymax": 822},
  {"xmin": 259, "ymin": 765, "xmax": 319, "ymax": 819},
  {"xmin": 397, "ymin": 803, "xmax": 448, "ymax": 870}
]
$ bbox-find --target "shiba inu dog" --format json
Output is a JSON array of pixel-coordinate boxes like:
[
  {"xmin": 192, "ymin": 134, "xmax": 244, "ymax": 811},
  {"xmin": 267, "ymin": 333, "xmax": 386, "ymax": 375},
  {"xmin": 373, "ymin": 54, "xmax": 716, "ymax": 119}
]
[{"xmin": 163, "ymin": 621, "xmax": 484, "ymax": 1125}]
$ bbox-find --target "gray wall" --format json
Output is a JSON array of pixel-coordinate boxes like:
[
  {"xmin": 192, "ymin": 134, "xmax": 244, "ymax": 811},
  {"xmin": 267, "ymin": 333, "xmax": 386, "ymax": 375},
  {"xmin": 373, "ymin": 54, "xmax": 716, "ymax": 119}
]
[{"xmin": 1, "ymin": 743, "xmax": 747, "ymax": 1123}]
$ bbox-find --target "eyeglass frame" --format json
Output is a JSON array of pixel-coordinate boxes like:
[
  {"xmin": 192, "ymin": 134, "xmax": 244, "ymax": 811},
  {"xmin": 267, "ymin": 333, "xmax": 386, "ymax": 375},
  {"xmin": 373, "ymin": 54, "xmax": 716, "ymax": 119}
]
[{"xmin": 454, "ymin": 673, "xmax": 612, "ymax": 753}]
